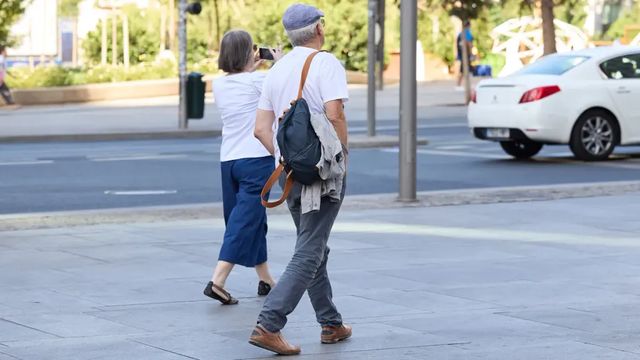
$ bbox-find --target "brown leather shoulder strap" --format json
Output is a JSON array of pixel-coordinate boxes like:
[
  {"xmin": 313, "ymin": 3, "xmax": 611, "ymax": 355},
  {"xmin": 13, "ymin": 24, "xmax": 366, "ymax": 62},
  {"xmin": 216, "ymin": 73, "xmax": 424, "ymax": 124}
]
[
  {"xmin": 296, "ymin": 50, "xmax": 326, "ymax": 100},
  {"xmin": 261, "ymin": 163, "xmax": 294, "ymax": 208}
]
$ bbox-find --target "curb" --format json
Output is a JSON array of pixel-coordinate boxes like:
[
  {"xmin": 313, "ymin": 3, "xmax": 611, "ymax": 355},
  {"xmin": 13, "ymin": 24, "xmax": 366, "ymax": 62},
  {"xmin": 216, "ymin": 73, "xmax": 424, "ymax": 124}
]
[
  {"xmin": 2, "ymin": 180, "xmax": 639, "ymax": 231},
  {"xmin": 0, "ymin": 130, "xmax": 223, "ymax": 144},
  {"xmin": 0, "ymin": 132, "xmax": 428, "ymax": 146}
]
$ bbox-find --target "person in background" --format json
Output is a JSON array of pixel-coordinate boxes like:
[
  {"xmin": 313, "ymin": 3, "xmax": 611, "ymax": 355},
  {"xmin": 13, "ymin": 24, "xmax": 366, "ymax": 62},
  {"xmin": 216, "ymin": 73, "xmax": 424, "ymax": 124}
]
[
  {"xmin": 0, "ymin": 45, "xmax": 17, "ymax": 107},
  {"xmin": 456, "ymin": 20, "xmax": 474, "ymax": 91},
  {"xmin": 203, "ymin": 30, "xmax": 283, "ymax": 305}
]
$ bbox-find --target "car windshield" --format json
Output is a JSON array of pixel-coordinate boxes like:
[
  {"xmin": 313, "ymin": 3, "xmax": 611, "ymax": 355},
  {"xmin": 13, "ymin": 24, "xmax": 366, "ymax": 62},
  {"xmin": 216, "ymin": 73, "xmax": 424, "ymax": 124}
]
[{"xmin": 515, "ymin": 55, "xmax": 590, "ymax": 76}]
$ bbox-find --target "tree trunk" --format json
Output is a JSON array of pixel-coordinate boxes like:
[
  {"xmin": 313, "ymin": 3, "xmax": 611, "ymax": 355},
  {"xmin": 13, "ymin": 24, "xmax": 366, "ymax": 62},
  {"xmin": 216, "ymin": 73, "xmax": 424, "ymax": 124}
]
[
  {"xmin": 541, "ymin": 0, "xmax": 557, "ymax": 55},
  {"xmin": 169, "ymin": 0, "xmax": 176, "ymax": 52},
  {"xmin": 214, "ymin": 0, "xmax": 221, "ymax": 49},
  {"xmin": 205, "ymin": 0, "xmax": 214, "ymax": 53},
  {"xmin": 111, "ymin": 4, "xmax": 118, "ymax": 65},
  {"xmin": 123, "ymin": 14, "xmax": 130, "ymax": 68},
  {"xmin": 101, "ymin": 17, "xmax": 107, "ymax": 65}
]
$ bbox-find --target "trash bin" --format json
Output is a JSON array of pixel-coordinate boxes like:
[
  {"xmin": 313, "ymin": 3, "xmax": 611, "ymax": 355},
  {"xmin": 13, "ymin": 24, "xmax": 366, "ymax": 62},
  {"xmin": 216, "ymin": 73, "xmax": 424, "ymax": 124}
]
[{"xmin": 186, "ymin": 72, "xmax": 205, "ymax": 119}]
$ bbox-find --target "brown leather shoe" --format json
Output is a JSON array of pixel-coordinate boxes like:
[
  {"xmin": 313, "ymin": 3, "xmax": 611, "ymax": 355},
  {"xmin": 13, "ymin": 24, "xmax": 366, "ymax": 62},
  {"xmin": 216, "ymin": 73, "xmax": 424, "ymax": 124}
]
[
  {"xmin": 248, "ymin": 324, "xmax": 301, "ymax": 355},
  {"xmin": 321, "ymin": 323, "xmax": 352, "ymax": 344}
]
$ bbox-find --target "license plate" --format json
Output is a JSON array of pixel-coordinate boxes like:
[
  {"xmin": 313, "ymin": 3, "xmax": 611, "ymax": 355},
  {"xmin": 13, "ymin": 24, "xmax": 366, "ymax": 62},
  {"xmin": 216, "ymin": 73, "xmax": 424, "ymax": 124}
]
[{"xmin": 486, "ymin": 128, "xmax": 510, "ymax": 139}]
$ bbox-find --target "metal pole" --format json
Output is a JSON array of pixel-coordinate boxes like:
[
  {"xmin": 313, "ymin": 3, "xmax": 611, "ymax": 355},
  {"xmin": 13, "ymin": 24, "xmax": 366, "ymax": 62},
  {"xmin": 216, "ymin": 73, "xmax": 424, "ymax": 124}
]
[
  {"xmin": 399, "ymin": 0, "xmax": 417, "ymax": 202},
  {"xmin": 367, "ymin": 0, "xmax": 377, "ymax": 137},
  {"xmin": 377, "ymin": 0, "xmax": 385, "ymax": 91},
  {"xmin": 178, "ymin": 0, "xmax": 188, "ymax": 129}
]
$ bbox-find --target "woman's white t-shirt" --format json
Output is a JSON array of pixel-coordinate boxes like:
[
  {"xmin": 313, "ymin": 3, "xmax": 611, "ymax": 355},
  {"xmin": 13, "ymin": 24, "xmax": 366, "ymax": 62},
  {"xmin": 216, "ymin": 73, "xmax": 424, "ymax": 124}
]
[{"xmin": 213, "ymin": 72, "xmax": 272, "ymax": 162}]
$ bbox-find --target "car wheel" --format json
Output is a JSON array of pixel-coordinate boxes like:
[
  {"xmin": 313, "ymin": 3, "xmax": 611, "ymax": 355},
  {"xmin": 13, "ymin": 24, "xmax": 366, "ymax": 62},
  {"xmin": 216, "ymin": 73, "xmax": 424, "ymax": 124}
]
[
  {"xmin": 569, "ymin": 110, "xmax": 619, "ymax": 161},
  {"xmin": 500, "ymin": 140, "xmax": 543, "ymax": 159}
]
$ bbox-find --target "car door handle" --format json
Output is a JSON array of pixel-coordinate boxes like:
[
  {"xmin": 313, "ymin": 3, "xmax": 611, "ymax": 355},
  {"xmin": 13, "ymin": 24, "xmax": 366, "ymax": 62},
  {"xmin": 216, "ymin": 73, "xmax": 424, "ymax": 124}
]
[{"xmin": 617, "ymin": 87, "xmax": 631, "ymax": 94}]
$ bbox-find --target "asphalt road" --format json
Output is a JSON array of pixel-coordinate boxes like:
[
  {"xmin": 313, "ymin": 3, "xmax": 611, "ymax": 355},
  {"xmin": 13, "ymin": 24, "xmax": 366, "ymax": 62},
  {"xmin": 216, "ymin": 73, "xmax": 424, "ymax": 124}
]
[{"xmin": 2, "ymin": 111, "xmax": 640, "ymax": 214}]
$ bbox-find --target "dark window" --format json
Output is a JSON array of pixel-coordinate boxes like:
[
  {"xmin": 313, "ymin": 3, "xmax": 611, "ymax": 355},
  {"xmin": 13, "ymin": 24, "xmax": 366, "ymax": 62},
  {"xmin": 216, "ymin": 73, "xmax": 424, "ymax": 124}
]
[
  {"xmin": 515, "ymin": 55, "xmax": 589, "ymax": 76},
  {"xmin": 600, "ymin": 54, "xmax": 640, "ymax": 79}
]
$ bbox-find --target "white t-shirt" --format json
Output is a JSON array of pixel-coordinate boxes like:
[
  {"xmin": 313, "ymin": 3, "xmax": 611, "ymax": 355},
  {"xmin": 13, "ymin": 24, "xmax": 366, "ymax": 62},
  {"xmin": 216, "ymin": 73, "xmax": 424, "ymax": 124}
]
[
  {"xmin": 213, "ymin": 72, "xmax": 272, "ymax": 162},
  {"xmin": 257, "ymin": 46, "xmax": 349, "ymax": 161}
]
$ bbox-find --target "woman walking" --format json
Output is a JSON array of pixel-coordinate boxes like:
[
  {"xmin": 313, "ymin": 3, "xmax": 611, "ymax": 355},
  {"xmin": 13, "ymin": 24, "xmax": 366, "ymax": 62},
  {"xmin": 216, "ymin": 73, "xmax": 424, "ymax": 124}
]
[{"xmin": 204, "ymin": 30, "xmax": 282, "ymax": 305}]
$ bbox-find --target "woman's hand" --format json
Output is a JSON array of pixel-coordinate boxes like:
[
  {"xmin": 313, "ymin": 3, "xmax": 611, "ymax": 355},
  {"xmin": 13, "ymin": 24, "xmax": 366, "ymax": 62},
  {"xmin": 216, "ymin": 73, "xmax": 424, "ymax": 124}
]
[
  {"xmin": 270, "ymin": 45, "xmax": 284, "ymax": 62},
  {"xmin": 248, "ymin": 58, "xmax": 265, "ymax": 72}
]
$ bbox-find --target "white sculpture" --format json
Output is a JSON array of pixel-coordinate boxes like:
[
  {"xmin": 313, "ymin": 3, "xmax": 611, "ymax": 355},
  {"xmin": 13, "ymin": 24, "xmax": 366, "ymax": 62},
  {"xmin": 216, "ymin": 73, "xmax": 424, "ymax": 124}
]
[{"xmin": 491, "ymin": 16, "xmax": 590, "ymax": 77}]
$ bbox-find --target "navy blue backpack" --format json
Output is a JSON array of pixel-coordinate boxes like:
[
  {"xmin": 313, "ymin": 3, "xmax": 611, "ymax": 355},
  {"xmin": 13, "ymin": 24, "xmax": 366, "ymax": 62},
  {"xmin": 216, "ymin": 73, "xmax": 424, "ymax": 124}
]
[{"xmin": 261, "ymin": 51, "xmax": 324, "ymax": 208}]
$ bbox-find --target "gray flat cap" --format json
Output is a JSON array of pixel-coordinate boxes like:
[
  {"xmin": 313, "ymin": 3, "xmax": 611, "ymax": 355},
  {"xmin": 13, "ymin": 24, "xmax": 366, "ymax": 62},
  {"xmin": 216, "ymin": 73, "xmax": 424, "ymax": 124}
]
[{"xmin": 282, "ymin": 3, "xmax": 324, "ymax": 31}]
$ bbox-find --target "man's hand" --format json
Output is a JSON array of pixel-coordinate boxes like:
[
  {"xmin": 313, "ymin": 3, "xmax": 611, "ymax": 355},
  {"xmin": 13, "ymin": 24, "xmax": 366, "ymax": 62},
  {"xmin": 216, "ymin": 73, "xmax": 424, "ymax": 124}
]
[{"xmin": 254, "ymin": 109, "xmax": 276, "ymax": 155}]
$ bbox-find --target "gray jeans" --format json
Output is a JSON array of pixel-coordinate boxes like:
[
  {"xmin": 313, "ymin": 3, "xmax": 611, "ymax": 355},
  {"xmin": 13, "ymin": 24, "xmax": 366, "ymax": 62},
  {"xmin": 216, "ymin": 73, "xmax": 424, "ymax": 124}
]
[{"xmin": 257, "ymin": 178, "xmax": 345, "ymax": 332}]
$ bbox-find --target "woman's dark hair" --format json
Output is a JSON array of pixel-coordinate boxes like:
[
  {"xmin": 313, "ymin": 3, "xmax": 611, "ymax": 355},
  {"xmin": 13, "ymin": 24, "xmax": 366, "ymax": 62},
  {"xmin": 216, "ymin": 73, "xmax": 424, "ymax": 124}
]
[{"xmin": 218, "ymin": 30, "xmax": 254, "ymax": 74}]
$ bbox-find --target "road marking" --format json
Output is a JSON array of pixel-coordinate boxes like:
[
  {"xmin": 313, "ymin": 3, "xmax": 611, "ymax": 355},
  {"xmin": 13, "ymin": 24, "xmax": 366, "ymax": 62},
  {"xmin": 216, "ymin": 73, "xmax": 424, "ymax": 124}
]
[
  {"xmin": 104, "ymin": 190, "xmax": 178, "ymax": 196},
  {"xmin": 380, "ymin": 148, "xmax": 507, "ymax": 160},
  {"xmin": 0, "ymin": 160, "xmax": 54, "ymax": 166},
  {"xmin": 260, "ymin": 219, "xmax": 639, "ymax": 247},
  {"xmin": 420, "ymin": 149, "xmax": 507, "ymax": 159},
  {"xmin": 581, "ymin": 159, "xmax": 640, "ymax": 170},
  {"xmin": 349, "ymin": 122, "xmax": 467, "ymax": 133},
  {"xmin": 91, "ymin": 155, "xmax": 188, "ymax": 162},
  {"xmin": 434, "ymin": 145, "xmax": 471, "ymax": 150}
]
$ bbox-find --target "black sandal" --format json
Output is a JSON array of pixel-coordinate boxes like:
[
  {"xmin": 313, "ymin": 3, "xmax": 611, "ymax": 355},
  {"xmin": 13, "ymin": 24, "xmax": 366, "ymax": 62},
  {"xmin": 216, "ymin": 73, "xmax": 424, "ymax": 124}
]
[
  {"xmin": 203, "ymin": 281, "xmax": 239, "ymax": 305},
  {"xmin": 258, "ymin": 281, "xmax": 272, "ymax": 296}
]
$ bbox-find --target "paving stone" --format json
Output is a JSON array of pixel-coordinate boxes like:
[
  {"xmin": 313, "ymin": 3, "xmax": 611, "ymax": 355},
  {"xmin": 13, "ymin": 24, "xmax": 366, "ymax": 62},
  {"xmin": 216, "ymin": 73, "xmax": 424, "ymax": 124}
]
[
  {"xmin": 453, "ymin": 339, "xmax": 640, "ymax": 360},
  {"xmin": 0, "ymin": 319, "xmax": 58, "ymax": 342},
  {"xmin": 0, "ymin": 313, "xmax": 144, "ymax": 338},
  {"xmin": 437, "ymin": 280, "xmax": 640, "ymax": 308},
  {"xmin": 0, "ymin": 337, "xmax": 191, "ymax": 360}
]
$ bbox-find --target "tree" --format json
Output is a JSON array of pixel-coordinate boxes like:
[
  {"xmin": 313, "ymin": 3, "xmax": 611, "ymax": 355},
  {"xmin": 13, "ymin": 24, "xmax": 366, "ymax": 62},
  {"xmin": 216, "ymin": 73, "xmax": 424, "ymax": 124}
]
[
  {"xmin": 540, "ymin": 0, "xmax": 557, "ymax": 54},
  {"xmin": 58, "ymin": 0, "xmax": 81, "ymax": 18},
  {"xmin": 83, "ymin": 6, "xmax": 161, "ymax": 65},
  {"xmin": 0, "ymin": 0, "xmax": 29, "ymax": 46}
]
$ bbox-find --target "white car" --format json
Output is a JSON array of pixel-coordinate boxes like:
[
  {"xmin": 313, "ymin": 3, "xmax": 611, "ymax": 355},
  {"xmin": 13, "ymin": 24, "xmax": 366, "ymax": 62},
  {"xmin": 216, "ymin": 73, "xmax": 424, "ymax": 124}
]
[{"xmin": 468, "ymin": 46, "xmax": 640, "ymax": 161}]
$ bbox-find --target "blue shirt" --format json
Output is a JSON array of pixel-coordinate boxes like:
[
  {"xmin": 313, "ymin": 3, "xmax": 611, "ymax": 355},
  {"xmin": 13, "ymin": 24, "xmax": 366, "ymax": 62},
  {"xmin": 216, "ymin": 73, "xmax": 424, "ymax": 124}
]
[{"xmin": 456, "ymin": 28, "xmax": 474, "ymax": 60}]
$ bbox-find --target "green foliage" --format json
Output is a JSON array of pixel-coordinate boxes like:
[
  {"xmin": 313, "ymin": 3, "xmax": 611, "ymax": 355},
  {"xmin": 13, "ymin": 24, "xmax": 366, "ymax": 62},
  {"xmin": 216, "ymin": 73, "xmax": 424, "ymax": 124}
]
[
  {"xmin": 6, "ymin": 66, "xmax": 78, "ymax": 88},
  {"xmin": 319, "ymin": 0, "xmax": 368, "ymax": 71},
  {"xmin": 418, "ymin": 10, "xmax": 455, "ymax": 67},
  {"xmin": 234, "ymin": 0, "xmax": 369, "ymax": 72},
  {"xmin": 6, "ymin": 60, "xmax": 177, "ymax": 89},
  {"xmin": 555, "ymin": 0, "xmax": 588, "ymax": 27},
  {"xmin": 481, "ymin": 53, "xmax": 506, "ymax": 75},
  {"xmin": 58, "ymin": 0, "xmax": 81, "ymax": 18},
  {"xmin": 0, "ymin": 0, "xmax": 28, "ymax": 46},
  {"xmin": 604, "ymin": 3, "xmax": 640, "ymax": 40}
]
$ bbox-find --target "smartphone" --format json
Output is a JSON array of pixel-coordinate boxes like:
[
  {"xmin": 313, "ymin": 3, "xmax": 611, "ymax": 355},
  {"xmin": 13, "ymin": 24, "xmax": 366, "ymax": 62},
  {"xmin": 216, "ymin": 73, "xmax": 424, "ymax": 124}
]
[{"xmin": 258, "ymin": 47, "xmax": 274, "ymax": 61}]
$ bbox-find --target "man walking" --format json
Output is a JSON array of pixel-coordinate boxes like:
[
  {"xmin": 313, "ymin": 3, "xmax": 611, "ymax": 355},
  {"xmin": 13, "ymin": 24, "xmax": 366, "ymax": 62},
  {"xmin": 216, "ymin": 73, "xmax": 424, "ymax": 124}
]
[
  {"xmin": 456, "ymin": 20, "xmax": 474, "ymax": 91},
  {"xmin": 0, "ymin": 45, "xmax": 16, "ymax": 107},
  {"xmin": 251, "ymin": 3, "xmax": 351, "ymax": 355}
]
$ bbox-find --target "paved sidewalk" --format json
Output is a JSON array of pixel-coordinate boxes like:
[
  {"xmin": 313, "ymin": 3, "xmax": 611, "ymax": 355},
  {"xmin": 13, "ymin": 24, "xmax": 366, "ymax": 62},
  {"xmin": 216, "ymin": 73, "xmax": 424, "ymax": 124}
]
[
  {"xmin": 2, "ymin": 193, "xmax": 640, "ymax": 359},
  {"xmin": 0, "ymin": 81, "xmax": 467, "ymax": 144}
]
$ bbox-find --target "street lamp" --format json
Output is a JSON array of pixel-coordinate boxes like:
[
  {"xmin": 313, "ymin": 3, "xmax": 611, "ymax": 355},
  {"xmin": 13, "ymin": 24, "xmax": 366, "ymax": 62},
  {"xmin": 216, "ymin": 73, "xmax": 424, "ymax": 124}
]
[{"xmin": 178, "ymin": 1, "xmax": 202, "ymax": 129}]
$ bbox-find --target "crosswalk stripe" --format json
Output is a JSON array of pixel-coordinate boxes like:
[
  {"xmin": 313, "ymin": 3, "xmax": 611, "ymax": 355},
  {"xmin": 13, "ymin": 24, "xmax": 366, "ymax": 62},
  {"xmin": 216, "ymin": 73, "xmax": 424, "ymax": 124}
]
[{"xmin": 0, "ymin": 160, "xmax": 54, "ymax": 166}]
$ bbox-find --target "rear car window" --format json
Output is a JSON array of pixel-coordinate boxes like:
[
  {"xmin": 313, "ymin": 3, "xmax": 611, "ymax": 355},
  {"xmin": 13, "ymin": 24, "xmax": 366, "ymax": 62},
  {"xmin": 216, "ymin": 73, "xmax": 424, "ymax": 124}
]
[
  {"xmin": 600, "ymin": 54, "xmax": 640, "ymax": 79},
  {"xmin": 515, "ymin": 55, "xmax": 589, "ymax": 76}
]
